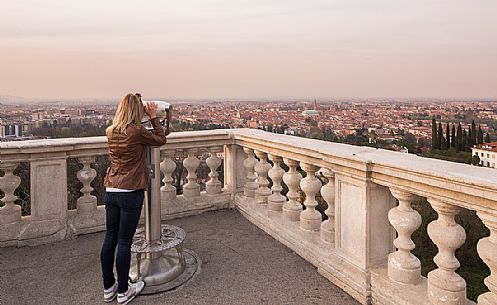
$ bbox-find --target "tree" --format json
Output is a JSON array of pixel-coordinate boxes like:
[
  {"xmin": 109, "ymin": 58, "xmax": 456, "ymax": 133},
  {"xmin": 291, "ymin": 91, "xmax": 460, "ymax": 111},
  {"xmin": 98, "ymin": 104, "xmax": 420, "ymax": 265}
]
[
  {"xmin": 478, "ymin": 125, "xmax": 484, "ymax": 145},
  {"xmin": 485, "ymin": 133, "xmax": 491, "ymax": 143},
  {"xmin": 437, "ymin": 122, "xmax": 444, "ymax": 150},
  {"xmin": 462, "ymin": 129, "xmax": 468, "ymax": 151},
  {"xmin": 471, "ymin": 120, "xmax": 477, "ymax": 145},
  {"xmin": 468, "ymin": 126, "xmax": 474, "ymax": 148},
  {"xmin": 445, "ymin": 122, "xmax": 450, "ymax": 148},
  {"xmin": 456, "ymin": 123, "xmax": 463, "ymax": 152},
  {"xmin": 431, "ymin": 117, "xmax": 438, "ymax": 150},
  {"xmin": 472, "ymin": 154, "xmax": 481, "ymax": 166},
  {"xmin": 451, "ymin": 124, "xmax": 456, "ymax": 149}
]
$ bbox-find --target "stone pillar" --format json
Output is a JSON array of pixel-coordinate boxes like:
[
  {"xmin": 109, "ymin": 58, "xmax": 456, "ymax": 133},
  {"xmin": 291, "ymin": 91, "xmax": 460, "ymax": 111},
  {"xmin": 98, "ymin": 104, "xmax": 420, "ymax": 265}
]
[
  {"xmin": 76, "ymin": 156, "xmax": 97, "ymax": 214},
  {"xmin": 267, "ymin": 154, "xmax": 286, "ymax": 211},
  {"xmin": 476, "ymin": 211, "xmax": 497, "ymax": 305},
  {"xmin": 427, "ymin": 198, "xmax": 466, "ymax": 305},
  {"xmin": 160, "ymin": 149, "xmax": 177, "ymax": 201},
  {"xmin": 299, "ymin": 163, "xmax": 322, "ymax": 231},
  {"xmin": 320, "ymin": 168, "xmax": 335, "ymax": 244},
  {"xmin": 206, "ymin": 147, "xmax": 222, "ymax": 195},
  {"xmin": 182, "ymin": 148, "xmax": 200, "ymax": 198},
  {"xmin": 254, "ymin": 150, "xmax": 271, "ymax": 204},
  {"xmin": 242, "ymin": 147, "xmax": 258, "ymax": 198},
  {"xmin": 387, "ymin": 188, "xmax": 422, "ymax": 284},
  {"xmin": 223, "ymin": 144, "xmax": 246, "ymax": 196},
  {"xmin": 282, "ymin": 158, "xmax": 302, "ymax": 221},
  {"xmin": 0, "ymin": 162, "xmax": 21, "ymax": 224}
]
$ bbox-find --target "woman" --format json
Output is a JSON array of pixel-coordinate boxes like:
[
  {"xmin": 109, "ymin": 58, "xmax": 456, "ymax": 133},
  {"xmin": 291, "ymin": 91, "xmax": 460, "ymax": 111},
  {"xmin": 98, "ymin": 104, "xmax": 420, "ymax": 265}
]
[{"xmin": 101, "ymin": 93, "xmax": 170, "ymax": 305}]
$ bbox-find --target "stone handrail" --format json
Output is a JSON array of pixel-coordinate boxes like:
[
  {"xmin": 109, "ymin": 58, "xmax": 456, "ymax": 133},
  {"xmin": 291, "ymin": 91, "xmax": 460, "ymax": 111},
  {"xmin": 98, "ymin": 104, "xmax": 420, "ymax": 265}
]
[{"xmin": 1, "ymin": 128, "xmax": 496, "ymax": 305}]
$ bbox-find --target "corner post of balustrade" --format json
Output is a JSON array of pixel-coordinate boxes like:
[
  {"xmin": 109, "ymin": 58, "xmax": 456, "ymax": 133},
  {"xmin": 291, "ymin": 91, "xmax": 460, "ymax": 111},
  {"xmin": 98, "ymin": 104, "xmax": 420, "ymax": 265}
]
[
  {"xmin": 76, "ymin": 156, "xmax": 97, "ymax": 215},
  {"xmin": 254, "ymin": 150, "xmax": 272, "ymax": 204},
  {"xmin": 24, "ymin": 153, "xmax": 68, "ymax": 244},
  {"xmin": 320, "ymin": 168, "xmax": 335, "ymax": 244},
  {"xmin": 387, "ymin": 188, "xmax": 422, "ymax": 284},
  {"xmin": 476, "ymin": 211, "xmax": 497, "ymax": 305},
  {"xmin": 182, "ymin": 148, "xmax": 200, "ymax": 198},
  {"xmin": 267, "ymin": 154, "xmax": 286, "ymax": 211},
  {"xmin": 160, "ymin": 149, "xmax": 177, "ymax": 201},
  {"xmin": 242, "ymin": 147, "xmax": 258, "ymax": 198},
  {"xmin": 282, "ymin": 158, "xmax": 302, "ymax": 221},
  {"xmin": 426, "ymin": 197, "xmax": 466, "ymax": 305},
  {"xmin": 223, "ymin": 144, "xmax": 246, "ymax": 208},
  {"xmin": 0, "ymin": 161, "xmax": 22, "ymax": 224},
  {"xmin": 299, "ymin": 163, "xmax": 322, "ymax": 231},
  {"xmin": 206, "ymin": 146, "xmax": 223, "ymax": 195}
]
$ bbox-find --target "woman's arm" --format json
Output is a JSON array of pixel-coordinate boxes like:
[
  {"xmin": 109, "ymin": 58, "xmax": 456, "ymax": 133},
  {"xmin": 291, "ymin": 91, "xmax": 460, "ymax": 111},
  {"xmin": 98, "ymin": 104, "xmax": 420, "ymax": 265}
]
[
  {"xmin": 139, "ymin": 118, "xmax": 167, "ymax": 146},
  {"xmin": 139, "ymin": 102, "xmax": 167, "ymax": 146}
]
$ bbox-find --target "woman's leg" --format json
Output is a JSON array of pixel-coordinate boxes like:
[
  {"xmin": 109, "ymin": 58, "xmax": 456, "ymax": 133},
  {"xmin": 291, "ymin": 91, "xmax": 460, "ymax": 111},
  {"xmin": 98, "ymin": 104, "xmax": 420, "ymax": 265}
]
[
  {"xmin": 116, "ymin": 190, "xmax": 144, "ymax": 293},
  {"xmin": 100, "ymin": 192, "xmax": 120, "ymax": 289}
]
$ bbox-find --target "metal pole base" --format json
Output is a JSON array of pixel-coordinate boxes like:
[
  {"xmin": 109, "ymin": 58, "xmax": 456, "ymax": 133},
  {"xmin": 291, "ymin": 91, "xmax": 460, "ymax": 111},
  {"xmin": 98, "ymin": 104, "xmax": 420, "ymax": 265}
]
[
  {"xmin": 130, "ymin": 249, "xmax": 201, "ymax": 295},
  {"xmin": 129, "ymin": 248, "xmax": 185, "ymax": 286},
  {"xmin": 129, "ymin": 224, "xmax": 200, "ymax": 294}
]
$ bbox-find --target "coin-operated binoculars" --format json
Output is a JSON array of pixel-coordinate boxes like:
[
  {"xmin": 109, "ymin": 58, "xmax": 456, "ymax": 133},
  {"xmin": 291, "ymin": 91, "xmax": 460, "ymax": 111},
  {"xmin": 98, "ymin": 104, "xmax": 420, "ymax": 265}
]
[{"xmin": 129, "ymin": 100, "xmax": 199, "ymax": 294}]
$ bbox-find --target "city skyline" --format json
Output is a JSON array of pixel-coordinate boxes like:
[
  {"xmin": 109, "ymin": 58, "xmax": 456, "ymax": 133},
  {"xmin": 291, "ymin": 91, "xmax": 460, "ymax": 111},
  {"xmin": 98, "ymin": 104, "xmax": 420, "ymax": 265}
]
[{"xmin": 1, "ymin": 0, "xmax": 497, "ymax": 99}]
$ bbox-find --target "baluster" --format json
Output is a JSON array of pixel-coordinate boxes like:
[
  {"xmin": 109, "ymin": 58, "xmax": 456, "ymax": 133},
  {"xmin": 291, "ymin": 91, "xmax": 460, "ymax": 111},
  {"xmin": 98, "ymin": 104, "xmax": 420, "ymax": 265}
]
[
  {"xmin": 299, "ymin": 163, "xmax": 322, "ymax": 231},
  {"xmin": 254, "ymin": 150, "xmax": 272, "ymax": 204},
  {"xmin": 206, "ymin": 147, "xmax": 222, "ymax": 195},
  {"xmin": 0, "ymin": 162, "xmax": 21, "ymax": 224},
  {"xmin": 243, "ymin": 147, "xmax": 258, "ymax": 198},
  {"xmin": 320, "ymin": 168, "xmax": 335, "ymax": 243},
  {"xmin": 282, "ymin": 159, "xmax": 302, "ymax": 221},
  {"xmin": 427, "ymin": 198, "xmax": 466, "ymax": 305},
  {"xmin": 267, "ymin": 154, "xmax": 285, "ymax": 211},
  {"xmin": 476, "ymin": 212, "xmax": 497, "ymax": 305},
  {"xmin": 387, "ymin": 188, "xmax": 422, "ymax": 284},
  {"xmin": 76, "ymin": 156, "xmax": 97, "ymax": 213},
  {"xmin": 183, "ymin": 148, "xmax": 200, "ymax": 198},
  {"xmin": 160, "ymin": 149, "xmax": 177, "ymax": 201}
]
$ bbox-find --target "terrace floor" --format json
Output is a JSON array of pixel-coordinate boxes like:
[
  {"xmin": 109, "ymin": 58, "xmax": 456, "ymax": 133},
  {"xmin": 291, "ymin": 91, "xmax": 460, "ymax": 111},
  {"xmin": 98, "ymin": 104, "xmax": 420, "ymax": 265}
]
[{"xmin": 0, "ymin": 209, "xmax": 359, "ymax": 305}]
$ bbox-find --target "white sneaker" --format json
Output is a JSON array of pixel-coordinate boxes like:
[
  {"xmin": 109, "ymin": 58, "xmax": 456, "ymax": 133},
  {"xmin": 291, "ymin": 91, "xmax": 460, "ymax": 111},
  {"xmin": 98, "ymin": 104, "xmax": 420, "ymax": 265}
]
[
  {"xmin": 117, "ymin": 281, "xmax": 145, "ymax": 305},
  {"xmin": 103, "ymin": 281, "xmax": 118, "ymax": 302}
]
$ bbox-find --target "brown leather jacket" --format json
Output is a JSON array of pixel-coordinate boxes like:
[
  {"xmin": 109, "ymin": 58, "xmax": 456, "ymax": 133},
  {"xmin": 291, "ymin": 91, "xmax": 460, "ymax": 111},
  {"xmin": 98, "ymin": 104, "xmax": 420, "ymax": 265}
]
[{"xmin": 104, "ymin": 118, "xmax": 167, "ymax": 190}]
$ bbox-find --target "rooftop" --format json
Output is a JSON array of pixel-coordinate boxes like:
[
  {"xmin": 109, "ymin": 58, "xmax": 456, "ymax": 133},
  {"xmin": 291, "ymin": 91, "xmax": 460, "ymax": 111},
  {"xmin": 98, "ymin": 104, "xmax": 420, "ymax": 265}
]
[{"xmin": 0, "ymin": 210, "xmax": 359, "ymax": 305}]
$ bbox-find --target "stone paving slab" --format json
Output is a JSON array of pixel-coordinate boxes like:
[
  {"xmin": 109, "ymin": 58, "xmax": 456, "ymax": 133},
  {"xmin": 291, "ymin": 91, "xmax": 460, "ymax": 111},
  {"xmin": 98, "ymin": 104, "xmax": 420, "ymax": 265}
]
[{"xmin": 0, "ymin": 209, "xmax": 359, "ymax": 305}]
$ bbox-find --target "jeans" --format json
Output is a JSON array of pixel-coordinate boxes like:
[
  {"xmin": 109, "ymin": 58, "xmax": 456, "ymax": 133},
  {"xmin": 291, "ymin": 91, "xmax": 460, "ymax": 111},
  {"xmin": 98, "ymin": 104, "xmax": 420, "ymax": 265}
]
[{"xmin": 100, "ymin": 190, "xmax": 144, "ymax": 293}]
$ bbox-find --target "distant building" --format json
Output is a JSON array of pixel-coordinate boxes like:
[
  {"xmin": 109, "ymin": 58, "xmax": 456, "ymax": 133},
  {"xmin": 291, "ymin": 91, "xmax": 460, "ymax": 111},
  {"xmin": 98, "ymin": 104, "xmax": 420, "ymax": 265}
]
[
  {"xmin": 302, "ymin": 99, "xmax": 320, "ymax": 117},
  {"xmin": 472, "ymin": 142, "xmax": 497, "ymax": 168}
]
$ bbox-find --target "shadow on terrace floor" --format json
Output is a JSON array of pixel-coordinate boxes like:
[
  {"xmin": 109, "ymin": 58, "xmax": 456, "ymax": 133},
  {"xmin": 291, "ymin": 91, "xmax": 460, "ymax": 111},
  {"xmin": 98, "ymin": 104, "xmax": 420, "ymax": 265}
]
[{"xmin": 0, "ymin": 210, "xmax": 359, "ymax": 305}]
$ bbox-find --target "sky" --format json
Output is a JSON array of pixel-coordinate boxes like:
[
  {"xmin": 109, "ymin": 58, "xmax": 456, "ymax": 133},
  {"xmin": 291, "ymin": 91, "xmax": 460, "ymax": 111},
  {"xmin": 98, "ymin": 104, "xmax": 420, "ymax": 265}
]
[{"xmin": 1, "ymin": 0, "xmax": 497, "ymax": 100}]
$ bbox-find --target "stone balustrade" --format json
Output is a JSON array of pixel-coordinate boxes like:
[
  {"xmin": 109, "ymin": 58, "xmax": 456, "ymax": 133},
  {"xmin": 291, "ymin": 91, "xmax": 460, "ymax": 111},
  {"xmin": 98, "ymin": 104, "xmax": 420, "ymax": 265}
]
[
  {"xmin": 2, "ymin": 128, "xmax": 497, "ymax": 305},
  {"xmin": 0, "ymin": 130, "xmax": 234, "ymax": 247}
]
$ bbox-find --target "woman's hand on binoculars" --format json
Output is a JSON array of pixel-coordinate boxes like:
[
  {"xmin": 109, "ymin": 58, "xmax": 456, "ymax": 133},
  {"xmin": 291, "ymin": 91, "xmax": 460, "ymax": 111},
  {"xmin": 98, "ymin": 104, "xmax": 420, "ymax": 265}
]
[{"xmin": 144, "ymin": 101, "xmax": 158, "ymax": 119}]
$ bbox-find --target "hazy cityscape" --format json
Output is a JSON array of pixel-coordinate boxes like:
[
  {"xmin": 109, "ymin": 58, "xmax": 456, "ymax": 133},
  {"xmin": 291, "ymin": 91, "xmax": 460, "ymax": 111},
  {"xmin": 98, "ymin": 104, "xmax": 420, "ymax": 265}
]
[{"xmin": 2, "ymin": 97, "xmax": 497, "ymax": 164}]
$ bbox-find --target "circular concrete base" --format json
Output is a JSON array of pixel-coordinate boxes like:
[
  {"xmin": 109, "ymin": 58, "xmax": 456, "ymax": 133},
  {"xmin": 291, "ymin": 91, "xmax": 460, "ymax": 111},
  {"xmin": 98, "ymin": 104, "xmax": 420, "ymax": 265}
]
[{"xmin": 140, "ymin": 249, "xmax": 201, "ymax": 295}]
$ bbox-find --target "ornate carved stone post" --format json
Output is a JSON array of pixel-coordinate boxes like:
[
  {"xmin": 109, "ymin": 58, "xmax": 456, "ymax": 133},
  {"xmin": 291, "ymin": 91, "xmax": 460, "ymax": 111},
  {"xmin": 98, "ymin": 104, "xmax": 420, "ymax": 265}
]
[
  {"xmin": 299, "ymin": 163, "xmax": 322, "ymax": 231},
  {"xmin": 243, "ymin": 147, "xmax": 258, "ymax": 198},
  {"xmin": 0, "ymin": 162, "xmax": 21, "ymax": 224},
  {"xmin": 182, "ymin": 148, "xmax": 200, "ymax": 198},
  {"xmin": 254, "ymin": 150, "xmax": 272, "ymax": 204},
  {"xmin": 267, "ymin": 154, "xmax": 285, "ymax": 211},
  {"xmin": 476, "ymin": 212, "xmax": 497, "ymax": 305},
  {"xmin": 320, "ymin": 168, "xmax": 335, "ymax": 243},
  {"xmin": 76, "ymin": 156, "xmax": 97, "ymax": 214},
  {"xmin": 427, "ymin": 198, "xmax": 466, "ymax": 305},
  {"xmin": 387, "ymin": 188, "xmax": 422, "ymax": 284},
  {"xmin": 206, "ymin": 147, "xmax": 222, "ymax": 195},
  {"xmin": 282, "ymin": 158, "xmax": 302, "ymax": 221},
  {"xmin": 160, "ymin": 149, "xmax": 177, "ymax": 201}
]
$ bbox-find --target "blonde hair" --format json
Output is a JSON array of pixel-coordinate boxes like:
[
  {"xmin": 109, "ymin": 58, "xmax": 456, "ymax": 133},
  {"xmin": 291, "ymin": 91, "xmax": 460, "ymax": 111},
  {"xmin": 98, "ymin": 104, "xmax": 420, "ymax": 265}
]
[{"xmin": 107, "ymin": 93, "xmax": 144, "ymax": 135}]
